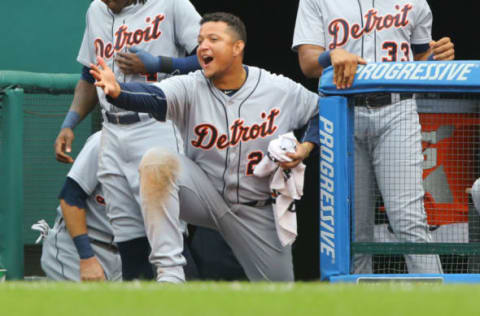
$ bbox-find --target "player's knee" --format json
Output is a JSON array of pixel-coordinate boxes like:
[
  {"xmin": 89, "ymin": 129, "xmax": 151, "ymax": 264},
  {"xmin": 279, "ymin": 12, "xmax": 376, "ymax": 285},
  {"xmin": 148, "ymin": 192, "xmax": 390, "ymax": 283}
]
[{"xmin": 139, "ymin": 147, "xmax": 180, "ymax": 199}]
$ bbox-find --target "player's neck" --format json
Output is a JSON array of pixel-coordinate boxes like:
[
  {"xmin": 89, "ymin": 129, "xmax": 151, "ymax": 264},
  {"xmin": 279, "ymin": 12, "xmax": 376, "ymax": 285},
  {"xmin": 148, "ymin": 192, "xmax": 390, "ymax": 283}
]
[{"xmin": 213, "ymin": 62, "xmax": 247, "ymax": 91}]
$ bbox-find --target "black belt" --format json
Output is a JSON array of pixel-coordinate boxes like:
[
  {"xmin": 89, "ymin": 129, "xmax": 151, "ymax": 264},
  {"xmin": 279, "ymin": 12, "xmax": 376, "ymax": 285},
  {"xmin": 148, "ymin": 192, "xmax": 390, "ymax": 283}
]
[
  {"xmin": 243, "ymin": 198, "xmax": 274, "ymax": 207},
  {"xmin": 89, "ymin": 238, "xmax": 119, "ymax": 253},
  {"xmin": 104, "ymin": 112, "xmax": 151, "ymax": 125},
  {"xmin": 354, "ymin": 93, "xmax": 413, "ymax": 108}
]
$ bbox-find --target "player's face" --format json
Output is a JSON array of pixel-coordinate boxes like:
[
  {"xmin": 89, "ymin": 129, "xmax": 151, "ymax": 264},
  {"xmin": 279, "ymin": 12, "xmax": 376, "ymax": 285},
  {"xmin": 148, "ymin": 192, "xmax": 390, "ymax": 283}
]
[
  {"xmin": 197, "ymin": 21, "xmax": 244, "ymax": 79},
  {"xmin": 101, "ymin": 0, "xmax": 133, "ymax": 14}
]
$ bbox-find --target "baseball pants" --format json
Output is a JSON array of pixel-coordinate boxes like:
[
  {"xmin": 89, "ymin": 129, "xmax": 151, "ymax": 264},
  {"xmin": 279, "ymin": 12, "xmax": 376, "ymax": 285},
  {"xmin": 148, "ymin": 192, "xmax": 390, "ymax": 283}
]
[
  {"xmin": 141, "ymin": 148, "xmax": 294, "ymax": 282},
  {"xmin": 98, "ymin": 117, "xmax": 182, "ymax": 242},
  {"xmin": 41, "ymin": 218, "xmax": 122, "ymax": 281},
  {"xmin": 353, "ymin": 98, "xmax": 443, "ymax": 274}
]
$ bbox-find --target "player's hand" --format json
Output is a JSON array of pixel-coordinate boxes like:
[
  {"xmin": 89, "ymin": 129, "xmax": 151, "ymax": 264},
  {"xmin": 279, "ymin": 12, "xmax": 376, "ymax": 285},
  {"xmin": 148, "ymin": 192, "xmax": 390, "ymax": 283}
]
[
  {"xmin": 430, "ymin": 37, "xmax": 455, "ymax": 61},
  {"xmin": 116, "ymin": 47, "xmax": 149, "ymax": 75},
  {"xmin": 279, "ymin": 142, "xmax": 315, "ymax": 170},
  {"xmin": 80, "ymin": 256, "xmax": 106, "ymax": 282},
  {"xmin": 330, "ymin": 48, "xmax": 367, "ymax": 89},
  {"xmin": 90, "ymin": 56, "xmax": 121, "ymax": 98},
  {"xmin": 54, "ymin": 128, "xmax": 75, "ymax": 163}
]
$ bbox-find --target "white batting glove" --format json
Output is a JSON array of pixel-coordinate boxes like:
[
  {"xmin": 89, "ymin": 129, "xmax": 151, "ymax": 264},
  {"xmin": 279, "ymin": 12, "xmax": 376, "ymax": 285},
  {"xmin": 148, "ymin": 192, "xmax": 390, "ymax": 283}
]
[{"xmin": 31, "ymin": 219, "xmax": 51, "ymax": 244}]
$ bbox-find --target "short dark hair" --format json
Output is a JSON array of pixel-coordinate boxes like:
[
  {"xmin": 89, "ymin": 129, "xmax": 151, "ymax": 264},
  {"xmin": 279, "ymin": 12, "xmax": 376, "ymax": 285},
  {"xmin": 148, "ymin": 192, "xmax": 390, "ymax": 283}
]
[
  {"xmin": 200, "ymin": 12, "xmax": 247, "ymax": 44},
  {"xmin": 132, "ymin": 0, "xmax": 147, "ymax": 4}
]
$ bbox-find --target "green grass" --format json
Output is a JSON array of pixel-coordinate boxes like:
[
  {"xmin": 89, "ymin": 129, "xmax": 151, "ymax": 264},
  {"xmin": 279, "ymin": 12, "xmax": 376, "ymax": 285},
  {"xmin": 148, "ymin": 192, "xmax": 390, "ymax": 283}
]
[{"xmin": 1, "ymin": 282, "xmax": 479, "ymax": 316}]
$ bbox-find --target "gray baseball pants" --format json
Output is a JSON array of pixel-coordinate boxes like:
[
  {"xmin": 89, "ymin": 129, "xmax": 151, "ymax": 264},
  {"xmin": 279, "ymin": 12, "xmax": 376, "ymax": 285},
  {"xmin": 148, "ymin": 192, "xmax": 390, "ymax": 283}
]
[
  {"xmin": 140, "ymin": 148, "xmax": 294, "ymax": 282},
  {"xmin": 352, "ymin": 98, "xmax": 443, "ymax": 274}
]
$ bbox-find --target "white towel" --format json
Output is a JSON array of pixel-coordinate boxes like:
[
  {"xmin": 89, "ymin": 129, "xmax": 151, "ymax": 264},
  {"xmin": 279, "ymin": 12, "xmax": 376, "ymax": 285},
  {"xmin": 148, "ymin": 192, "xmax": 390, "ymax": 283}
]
[{"xmin": 253, "ymin": 132, "xmax": 305, "ymax": 247}]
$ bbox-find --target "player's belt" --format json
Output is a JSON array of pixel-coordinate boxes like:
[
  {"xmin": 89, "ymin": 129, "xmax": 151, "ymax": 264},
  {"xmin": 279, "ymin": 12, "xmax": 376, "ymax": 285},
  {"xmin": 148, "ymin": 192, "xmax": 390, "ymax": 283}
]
[
  {"xmin": 354, "ymin": 93, "xmax": 413, "ymax": 108},
  {"xmin": 243, "ymin": 198, "xmax": 274, "ymax": 207},
  {"xmin": 104, "ymin": 112, "xmax": 152, "ymax": 125}
]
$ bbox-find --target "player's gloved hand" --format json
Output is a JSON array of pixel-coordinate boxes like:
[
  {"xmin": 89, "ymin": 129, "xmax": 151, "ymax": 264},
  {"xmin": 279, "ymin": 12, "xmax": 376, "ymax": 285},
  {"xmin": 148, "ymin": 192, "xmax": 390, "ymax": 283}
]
[
  {"xmin": 130, "ymin": 46, "xmax": 160, "ymax": 73},
  {"xmin": 90, "ymin": 57, "xmax": 121, "ymax": 98},
  {"xmin": 54, "ymin": 128, "xmax": 75, "ymax": 163},
  {"xmin": 280, "ymin": 142, "xmax": 315, "ymax": 170},
  {"xmin": 116, "ymin": 47, "xmax": 157, "ymax": 75},
  {"xmin": 31, "ymin": 219, "xmax": 51, "ymax": 244},
  {"xmin": 80, "ymin": 256, "xmax": 107, "ymax": 282},
  {"xmin": 330, "ymin": 48, "xmax": 367, "ymax": 89},
  {"xmin": 430, "ymin": 37, "xmax": 455, "ymax": 61}
]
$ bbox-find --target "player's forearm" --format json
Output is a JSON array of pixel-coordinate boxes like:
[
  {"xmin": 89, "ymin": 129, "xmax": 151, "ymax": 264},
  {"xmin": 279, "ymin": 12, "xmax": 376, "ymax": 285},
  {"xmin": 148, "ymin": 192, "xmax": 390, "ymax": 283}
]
[
  {"xmin": 107, "ymin": 82, "xmax": 168, "ymax": 121},
  {"xmin": 61, "ymin": 79, "xmax": 98, "ymax": 131},
  {"xmin": 69, "ymin": 79, "xmax": 98, "ymax": 120},
  {"xmin": 61, "ymin": 199, "xmax": 88, "ymax": 238},
  {"xmin": 302, "ymin": 115, "xmax": 319, "ymax": 147},
  {"xmin": 150, "ymin": 55, "xmax": 201, "ymax": 74},
  {"xmin": 298, "ymin": 44, "xmax": 327, "ymax": 78},
  {"xmin": 414, "ymin": 49, "xmax": 433, "ymax": 61}
]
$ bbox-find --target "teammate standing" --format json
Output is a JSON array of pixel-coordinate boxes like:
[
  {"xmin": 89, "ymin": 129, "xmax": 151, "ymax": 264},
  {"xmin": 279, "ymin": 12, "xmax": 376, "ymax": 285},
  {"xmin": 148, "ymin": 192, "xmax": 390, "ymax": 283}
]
[
  {"xmin": 89, "ymin": 12, "xmax": 320, "ymax": 282},
  {"xmin": 54, "ymin": 0, "xmax": 201, "ymax": 280},
  {"xmin": 42, "ymin": 132, "xmax": 122, "ymax": 281},
  {"xmin": 292, "ymin": 0, "xmax": 454, "ymax": 273}
]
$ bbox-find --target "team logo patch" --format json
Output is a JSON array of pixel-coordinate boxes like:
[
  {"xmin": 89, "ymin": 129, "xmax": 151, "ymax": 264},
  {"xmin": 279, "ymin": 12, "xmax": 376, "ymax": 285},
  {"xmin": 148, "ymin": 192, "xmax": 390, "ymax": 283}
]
[{"xmin": 95, "ymin": 195, "xmax": 106, "ymax": 206}]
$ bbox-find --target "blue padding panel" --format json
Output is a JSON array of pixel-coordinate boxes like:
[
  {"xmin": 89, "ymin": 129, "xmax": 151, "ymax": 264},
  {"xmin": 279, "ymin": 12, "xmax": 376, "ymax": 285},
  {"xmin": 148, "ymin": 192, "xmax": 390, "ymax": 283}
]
[
  {"xmin": 330, "ymin": 274, "xmax": 480, "ymax": 284},
  {"xmin": 319, "ymin": 61, "xmax": 480, "ymax": 95},
  {"xmin": 319, "ymin": 96, "xmax": 354, "ymax": 280}
]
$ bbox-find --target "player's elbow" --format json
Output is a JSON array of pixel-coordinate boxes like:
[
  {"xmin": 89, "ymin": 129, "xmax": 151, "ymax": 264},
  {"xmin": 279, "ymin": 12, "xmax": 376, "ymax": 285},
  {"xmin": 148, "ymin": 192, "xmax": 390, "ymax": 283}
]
[{"xmin": 299, "ymin": 63, "xmax": 322, "ymax": 78}]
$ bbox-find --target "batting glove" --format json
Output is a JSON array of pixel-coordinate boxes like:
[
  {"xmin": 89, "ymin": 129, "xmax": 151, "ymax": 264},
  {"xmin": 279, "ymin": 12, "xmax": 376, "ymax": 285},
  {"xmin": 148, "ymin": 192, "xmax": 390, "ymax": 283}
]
[
  {"xmin": 31, "ymin": 219, "xmax": 51, "ymax": 244},
  {"xmin": 129, "ymin": 46, "xmax": 161, "ymax": 73}
]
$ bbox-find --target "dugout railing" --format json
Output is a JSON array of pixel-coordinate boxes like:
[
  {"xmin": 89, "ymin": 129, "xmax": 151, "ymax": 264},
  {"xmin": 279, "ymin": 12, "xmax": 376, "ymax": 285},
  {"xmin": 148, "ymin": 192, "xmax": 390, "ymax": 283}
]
[
  {"xmin": 0, "ymin": 71, "xmax": 101, "ymax": 280},
  {"xmin": 319, "ymin": 60, "xmax": 480, "ymax": 283}
]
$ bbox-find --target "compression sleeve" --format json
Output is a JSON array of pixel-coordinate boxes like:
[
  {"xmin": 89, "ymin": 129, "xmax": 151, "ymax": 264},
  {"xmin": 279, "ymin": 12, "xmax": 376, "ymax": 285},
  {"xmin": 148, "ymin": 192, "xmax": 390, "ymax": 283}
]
[
  {"xmin": 411, "ymin": 43, "xmax": 430, "ymax": 55},
  {"xmin": 81, "ymin": 66, "xmax": 95, "ymax": 84},
  {"xmin": 58, "ymin": 177, "xmax": 89, "ymax": 210},
  {"xmin": 160, "ymin": 55, "xmax": 201, "ymax": 74},
  {"xmin": 106, "ymin": 82, "xmax": 168, "ymax": 121},
  {"xmin": 301, "ymin": 114, "xmax": 320, "ymax": 153}
]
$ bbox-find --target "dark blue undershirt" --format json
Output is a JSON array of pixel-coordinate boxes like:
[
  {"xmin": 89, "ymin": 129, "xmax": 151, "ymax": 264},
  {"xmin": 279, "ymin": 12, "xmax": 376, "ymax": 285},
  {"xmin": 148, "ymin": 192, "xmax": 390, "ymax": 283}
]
[{"xmin": 58, "ymin": 177, "xmax": 88, "ymax": 210}]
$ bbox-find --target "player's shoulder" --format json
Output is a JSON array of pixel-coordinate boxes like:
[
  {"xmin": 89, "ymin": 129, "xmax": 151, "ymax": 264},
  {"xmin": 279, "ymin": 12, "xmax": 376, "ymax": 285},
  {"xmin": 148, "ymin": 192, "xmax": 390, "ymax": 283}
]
[
  {"xmin": 86, "ymin": 0, "xmax": 109, "ymax": 16},
  {"xmin": 406, "ymin": 0, "xmax": 431, "ymax": 10},
  {"xmin": 252, "ymin": 66, "xmax": 303, "ymax": 90}
]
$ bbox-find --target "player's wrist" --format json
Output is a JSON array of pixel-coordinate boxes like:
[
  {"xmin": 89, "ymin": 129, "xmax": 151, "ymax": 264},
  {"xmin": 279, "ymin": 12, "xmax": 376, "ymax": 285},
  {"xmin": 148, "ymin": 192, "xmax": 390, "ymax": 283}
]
[
  {"xmin": 300, "ymin": 142, "xmax": 315, "ymax": 158},
  {"xmin": 73, "ymin": 234, "xmax": 94, "ymax": 259},
  {"xmin": 61, "ymin": 111, "xmax": 81, "ymax": 130},
  {"xmin": 318, "ymin": 50, "xmax": 332, "ymax": 68},
  {"xmin": 112, "ymin": 82, "xmax": 122, "ymax": 99}
]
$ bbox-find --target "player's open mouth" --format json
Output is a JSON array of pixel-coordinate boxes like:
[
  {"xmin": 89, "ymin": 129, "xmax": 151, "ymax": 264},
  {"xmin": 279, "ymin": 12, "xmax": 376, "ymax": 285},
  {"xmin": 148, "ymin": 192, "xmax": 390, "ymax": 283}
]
[{"xmin": 202, "ymin": 56, "xmax": 214, "ymax": 65}]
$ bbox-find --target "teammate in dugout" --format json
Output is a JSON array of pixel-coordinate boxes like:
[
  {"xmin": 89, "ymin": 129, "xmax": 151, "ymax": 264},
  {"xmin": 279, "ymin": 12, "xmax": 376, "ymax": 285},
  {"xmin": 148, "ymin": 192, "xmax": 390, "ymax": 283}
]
[
  {"xmin": 292, "ymin": 0, "xmax": 454, "ymax": 273},
  {"xmin": 54, "ymin": 0, "xmax": 203, "ymax": 280},
  {"xmin": 42, "ymin": 132, "xmax": 122, "ymax": 281},
  {"xmin": 89, "ymin": 12, "xmax": 320, "ymax": 282},
  {"xmin": 42, "ymin": 131, "xmax": 203, "ymax": 281}
]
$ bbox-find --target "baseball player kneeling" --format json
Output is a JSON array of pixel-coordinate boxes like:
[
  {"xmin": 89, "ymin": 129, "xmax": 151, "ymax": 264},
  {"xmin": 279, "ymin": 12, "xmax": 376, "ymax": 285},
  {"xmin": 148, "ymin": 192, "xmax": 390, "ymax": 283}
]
[{"xmin": 89, "ymin": 12, "xmax": 320, "ymax": 282}]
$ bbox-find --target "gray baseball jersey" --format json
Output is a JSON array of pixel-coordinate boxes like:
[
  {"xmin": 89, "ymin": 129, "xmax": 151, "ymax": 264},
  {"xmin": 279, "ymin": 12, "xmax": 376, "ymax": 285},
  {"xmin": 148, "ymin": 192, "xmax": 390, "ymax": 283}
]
[
  {"xmin": 41, "ymin": 132, "xmax": 122, "ymax": 281},
  {"xmin": 78, "ymin": 0, "xmax": 201, "ymax": 113},
  {"xmin": 292, "ymin": 0, "xmax": 442, "ymax": 274},
  {"xmin": 292, "ymin": 0, "xmax": 432, "ymax": 61},
  {"xmin": 136, "ymin": 66, "xmax": 319, "ymax": 281},
  {"xmin": 77, "ymin": 0, "xmax": 200, "ymax": 242},
  {"xmin": 157, "ymin": 67, "xmax": 319, "ymax": 203}
]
